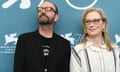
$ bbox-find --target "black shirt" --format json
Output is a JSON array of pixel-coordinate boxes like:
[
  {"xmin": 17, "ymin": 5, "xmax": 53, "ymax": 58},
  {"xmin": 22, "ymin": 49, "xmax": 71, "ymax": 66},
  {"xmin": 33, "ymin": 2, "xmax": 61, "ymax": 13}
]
[{"xmin": 39, "ymin": 34, "xmax": 53, "ymax": 68}]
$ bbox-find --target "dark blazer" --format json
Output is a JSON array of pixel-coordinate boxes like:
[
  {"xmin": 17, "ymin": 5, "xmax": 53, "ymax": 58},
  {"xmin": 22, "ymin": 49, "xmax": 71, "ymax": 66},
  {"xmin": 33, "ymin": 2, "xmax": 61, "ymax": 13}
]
[{"xmin": 14, "ymin": 30, "xmax": 71, "ymax": 72}]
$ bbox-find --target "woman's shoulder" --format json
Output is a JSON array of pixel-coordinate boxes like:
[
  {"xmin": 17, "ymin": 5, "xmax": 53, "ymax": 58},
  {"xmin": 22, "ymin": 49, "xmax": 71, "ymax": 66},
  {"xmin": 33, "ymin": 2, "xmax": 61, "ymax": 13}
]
[
  {"xmin": 74, "ymin": 43, "xmax": 85, "ymax": 52},
  {"xmin": 112, "ymin": 43, "xmax": 119, "ymax": 49},
  {"xmin": 112, "ymin": 43, "xmax": 120, "ymax": 53}
]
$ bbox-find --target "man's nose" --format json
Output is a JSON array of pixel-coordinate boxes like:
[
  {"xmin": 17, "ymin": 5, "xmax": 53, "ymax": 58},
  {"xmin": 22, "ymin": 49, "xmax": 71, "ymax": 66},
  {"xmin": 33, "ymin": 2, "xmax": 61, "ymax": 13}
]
[{"xmin": 41, "ymin": 9, "xmax": 46, "ymax": 13}]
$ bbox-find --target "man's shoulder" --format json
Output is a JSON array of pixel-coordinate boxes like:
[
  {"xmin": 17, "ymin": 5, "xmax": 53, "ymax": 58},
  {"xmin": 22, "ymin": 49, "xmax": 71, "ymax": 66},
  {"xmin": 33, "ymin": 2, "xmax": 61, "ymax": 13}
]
[
  {"xmin": 19, "ymin": 30, "xmax": 37, "ymax": 39},
  {"xmin": 54, "ymin": 33, "xmax": 70, "ymax": 43}
]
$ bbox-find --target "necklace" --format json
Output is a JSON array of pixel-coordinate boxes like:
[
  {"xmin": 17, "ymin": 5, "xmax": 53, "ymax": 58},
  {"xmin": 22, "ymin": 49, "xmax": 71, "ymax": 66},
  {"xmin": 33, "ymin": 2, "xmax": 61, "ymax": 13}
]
[{"xmin": 42, "ymin": 45, "xmax": 50, "ymax": 56}]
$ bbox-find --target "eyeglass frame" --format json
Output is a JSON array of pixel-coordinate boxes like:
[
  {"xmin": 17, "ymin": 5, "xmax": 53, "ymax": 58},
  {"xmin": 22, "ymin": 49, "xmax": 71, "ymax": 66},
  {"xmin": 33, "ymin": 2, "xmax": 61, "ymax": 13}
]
[
  {"xmin": 84, "ymin": 18, "xmax": 104, "ymax": 25},
  {"xmin": 37, "ymin": 7, "xmax": 57, "ymax": 13}
]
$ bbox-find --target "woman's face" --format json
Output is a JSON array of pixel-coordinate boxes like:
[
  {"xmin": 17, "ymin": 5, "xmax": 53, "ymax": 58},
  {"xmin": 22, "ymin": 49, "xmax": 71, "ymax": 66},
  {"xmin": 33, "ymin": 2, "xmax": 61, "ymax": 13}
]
[{"xmin": 84, "ymin": 11, "xmax": 105, "ymax": 37}]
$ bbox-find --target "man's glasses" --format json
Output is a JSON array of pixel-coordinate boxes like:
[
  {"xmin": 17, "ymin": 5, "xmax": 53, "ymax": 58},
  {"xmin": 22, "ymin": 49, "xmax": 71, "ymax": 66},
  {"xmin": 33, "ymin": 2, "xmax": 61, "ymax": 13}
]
[
  {"xmin": 85, "ymin": 18, "xmax": 103, "ymax": 25},
  {"xmin": 37, "ymin": 7, "xmax": 56, "ymax": 13}
]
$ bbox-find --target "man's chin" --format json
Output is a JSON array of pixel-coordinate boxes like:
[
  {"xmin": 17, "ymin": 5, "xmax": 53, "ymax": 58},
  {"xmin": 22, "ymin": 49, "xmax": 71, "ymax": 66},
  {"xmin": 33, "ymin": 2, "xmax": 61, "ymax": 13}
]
[
  {"xmin": 38, "ymin": 20, "xmax": 49, "ymax": 25},
  {"xmin": 39, "ymin": 22, "xmax": 51, "ymax": 25}
]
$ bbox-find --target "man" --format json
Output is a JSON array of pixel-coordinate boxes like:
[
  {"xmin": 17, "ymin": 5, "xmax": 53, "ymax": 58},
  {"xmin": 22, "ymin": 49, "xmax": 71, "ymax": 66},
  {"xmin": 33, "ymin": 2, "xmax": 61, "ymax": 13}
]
[{"xmin": 14, "ymin": 1, "xmax": 71, "ymax": 72}]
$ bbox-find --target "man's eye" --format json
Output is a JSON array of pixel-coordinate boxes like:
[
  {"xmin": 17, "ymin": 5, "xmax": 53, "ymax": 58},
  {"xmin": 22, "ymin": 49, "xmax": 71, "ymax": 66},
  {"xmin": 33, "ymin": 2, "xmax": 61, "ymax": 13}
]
[{"xmin": 46, "ymin": 8, "xmax": 51, "ymax": 11}]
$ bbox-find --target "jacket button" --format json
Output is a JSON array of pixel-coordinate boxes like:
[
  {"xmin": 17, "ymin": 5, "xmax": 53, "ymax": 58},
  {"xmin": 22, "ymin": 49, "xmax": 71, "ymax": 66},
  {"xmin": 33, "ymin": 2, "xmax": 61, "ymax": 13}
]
[{"xmin": 44, "ymin": 68, "xmax": 47, "ymax": 72}]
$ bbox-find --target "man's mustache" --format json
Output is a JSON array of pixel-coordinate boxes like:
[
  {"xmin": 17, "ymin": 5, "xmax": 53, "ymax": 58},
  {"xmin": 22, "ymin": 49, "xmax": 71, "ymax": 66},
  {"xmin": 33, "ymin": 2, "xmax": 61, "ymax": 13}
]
[{"xmin": 39, "ymin": 13, "xmax": 48, "ymax": 18}]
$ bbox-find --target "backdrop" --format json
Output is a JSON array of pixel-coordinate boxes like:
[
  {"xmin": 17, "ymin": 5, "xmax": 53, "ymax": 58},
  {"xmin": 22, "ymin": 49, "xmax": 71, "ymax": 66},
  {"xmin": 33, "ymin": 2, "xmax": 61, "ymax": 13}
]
[{"xmin": 0, "ymin": 0, "xmax": 120, "ymax": 72}]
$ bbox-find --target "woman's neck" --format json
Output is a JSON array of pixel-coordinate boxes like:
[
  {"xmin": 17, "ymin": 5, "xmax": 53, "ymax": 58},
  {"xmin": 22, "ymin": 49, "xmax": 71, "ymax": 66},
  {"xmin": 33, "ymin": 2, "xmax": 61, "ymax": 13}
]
[{"xmin": 88, "ymin": 35, "xmax": 103, "ymax": 48}]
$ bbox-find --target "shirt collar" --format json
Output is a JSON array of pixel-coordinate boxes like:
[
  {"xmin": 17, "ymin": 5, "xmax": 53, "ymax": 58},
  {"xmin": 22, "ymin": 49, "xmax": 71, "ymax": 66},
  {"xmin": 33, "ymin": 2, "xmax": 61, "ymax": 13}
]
[{"xmin": 85, "ymin": 38, "xmax": 107, "ymax": 52}]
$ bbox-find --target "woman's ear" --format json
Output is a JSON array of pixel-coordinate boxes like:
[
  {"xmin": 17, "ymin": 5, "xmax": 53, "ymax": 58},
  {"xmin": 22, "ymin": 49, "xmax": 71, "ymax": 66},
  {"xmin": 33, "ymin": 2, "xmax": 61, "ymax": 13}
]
[{"xmin": 102, "ymin": 22, "xmax": 105, "ymax": 29}]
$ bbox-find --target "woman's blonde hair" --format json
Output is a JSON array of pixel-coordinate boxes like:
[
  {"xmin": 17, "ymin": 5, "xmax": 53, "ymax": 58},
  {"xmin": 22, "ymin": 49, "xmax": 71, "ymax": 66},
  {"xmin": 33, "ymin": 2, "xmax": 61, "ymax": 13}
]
[{"xmin": 81, "ymin": 7, "xmax": 113, "ymax": 51}]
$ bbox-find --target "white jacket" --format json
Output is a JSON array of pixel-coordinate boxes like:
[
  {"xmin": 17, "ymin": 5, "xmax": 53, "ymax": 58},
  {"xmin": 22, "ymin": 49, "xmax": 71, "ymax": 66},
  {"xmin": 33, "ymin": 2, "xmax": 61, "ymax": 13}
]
[{"xmin": 70, "ymin": 41, "xmax": 120, "ymax": 72}]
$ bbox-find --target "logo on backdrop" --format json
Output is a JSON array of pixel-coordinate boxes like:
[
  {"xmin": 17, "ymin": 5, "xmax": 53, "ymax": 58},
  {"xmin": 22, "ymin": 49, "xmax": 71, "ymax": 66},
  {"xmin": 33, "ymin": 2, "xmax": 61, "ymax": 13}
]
[
  {"xmin": 61, "ymin": 33, "xmax": 120, "ymax": 47},
  {"xmin": 61, "ymin": 33, "xmax": 82, "ymax": 47},
  {"xmin": 2, "ymin": 0, "xmax": 44, "ymax": 9},
  {"xmin": 0, "ymin": 32, "xmax": 120, "ymax": 54},
  {"xmin": 4, "ymin": 33, "xmax": 18, "ymax": 45},
  {"xmin": 0, "ymin": 33, "xmax": 18, "ymax": 54},
  {"xmin": 115, "ymin": 34, "xmax": 120, "ymax": 45},
  {"xmin": 2, "ymin": 0, "xmax": 98, "ymax": 10},
  {"xmin": 65, "ymin": 0, "xmax": 98, "ymax": 10}
]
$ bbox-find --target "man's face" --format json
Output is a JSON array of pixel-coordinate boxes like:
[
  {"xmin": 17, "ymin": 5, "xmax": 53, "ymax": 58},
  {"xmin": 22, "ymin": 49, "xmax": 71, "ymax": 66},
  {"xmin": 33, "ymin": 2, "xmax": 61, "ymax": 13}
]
[{"xmin": 37, "ymin": 2, "xmax": 58, "ymax": 25}]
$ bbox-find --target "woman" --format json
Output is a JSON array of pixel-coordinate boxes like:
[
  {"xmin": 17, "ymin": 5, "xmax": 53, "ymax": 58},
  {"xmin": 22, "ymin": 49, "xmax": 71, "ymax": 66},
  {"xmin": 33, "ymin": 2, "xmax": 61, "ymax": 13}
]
[{"xmin": 70, "ymin": 7, "xmax": 120, "ymax": 72}]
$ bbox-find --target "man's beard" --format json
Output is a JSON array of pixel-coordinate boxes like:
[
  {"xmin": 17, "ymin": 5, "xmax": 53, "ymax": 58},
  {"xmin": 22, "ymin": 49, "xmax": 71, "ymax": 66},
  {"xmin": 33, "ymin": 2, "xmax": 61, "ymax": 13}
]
[{"xmin": 38, "ymin": 14, "xmax": 54, "ymax": 25}]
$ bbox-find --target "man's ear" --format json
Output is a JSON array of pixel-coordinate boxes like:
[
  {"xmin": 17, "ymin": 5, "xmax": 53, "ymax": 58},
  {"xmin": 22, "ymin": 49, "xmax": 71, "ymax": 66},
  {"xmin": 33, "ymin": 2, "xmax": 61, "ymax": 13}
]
[{"xmin": 54, "ymin": 14, "xmax": 59, "ymax": 22}]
